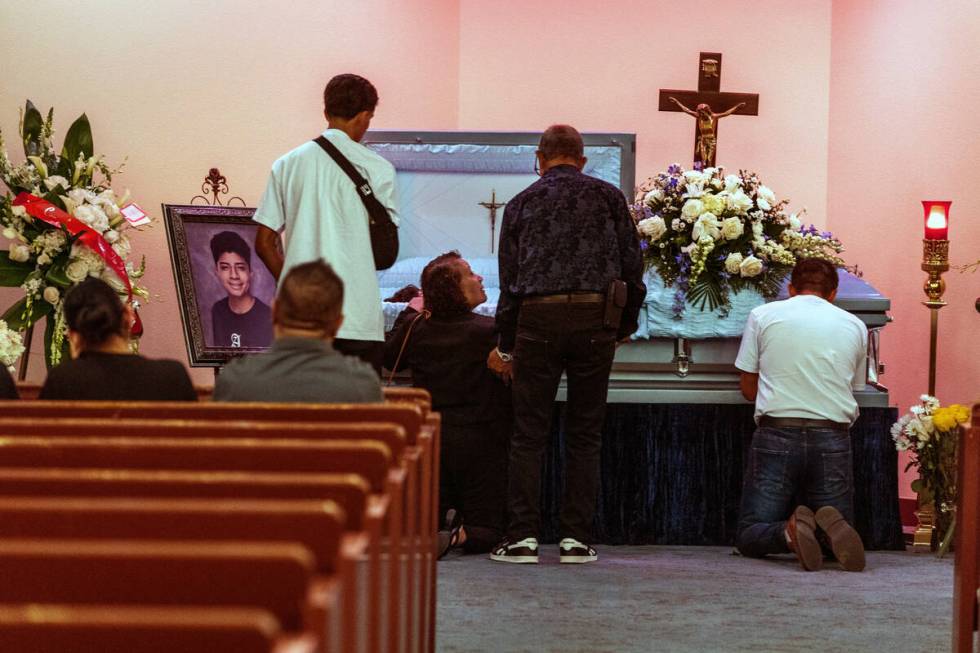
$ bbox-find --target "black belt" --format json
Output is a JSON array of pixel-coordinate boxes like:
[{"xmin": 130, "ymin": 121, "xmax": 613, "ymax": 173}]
[
  {"xmin": 522, "ymin": 292, "xmax": 604, "ymax": 305},
  {"xmin": 759, "ymin": 416, "xmax": 850, "ymax": 430}
]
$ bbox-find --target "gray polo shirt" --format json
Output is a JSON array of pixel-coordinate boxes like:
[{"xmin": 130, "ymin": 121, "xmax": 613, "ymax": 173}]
[{"xmin": 214, "ymin": 337, "xmax": 382, "ymax": 403}]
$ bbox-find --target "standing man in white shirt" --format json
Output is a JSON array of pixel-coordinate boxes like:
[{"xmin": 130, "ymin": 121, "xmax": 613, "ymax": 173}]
[
  {"xmin": 253, "ymin": 74, "xmax": 398, "ymax": 375},
  {"xmin": 734, "ymin": 258, "xmax": 868, "ymax": 572}
]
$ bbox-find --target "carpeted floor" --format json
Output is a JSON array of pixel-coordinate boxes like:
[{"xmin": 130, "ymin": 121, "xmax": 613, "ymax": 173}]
[{"xmin": 436, "ymin": 545, "xmax": 954, "ymax": 652}]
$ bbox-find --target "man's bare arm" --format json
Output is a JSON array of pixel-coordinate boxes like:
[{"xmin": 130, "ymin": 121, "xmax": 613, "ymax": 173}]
[
  {"xmin": 717, "ymin": 102, "xmax": 746, "ymax": 118},
  {"xmin": 255, "ymin": 225, "xmax": 284, "ymax": 281},
  {"xmin": 669, "ymin": 96, "xmax": 698, "ymax": 117},
  {"xmin": 739, "ymin": 371, "xmax": 759, "ymax": 402}
]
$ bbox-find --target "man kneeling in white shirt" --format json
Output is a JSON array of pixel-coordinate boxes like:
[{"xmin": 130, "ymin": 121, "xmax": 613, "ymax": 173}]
[{"xmin": 734, "ymin": 258, "xmax": 868, "ymax": 572}]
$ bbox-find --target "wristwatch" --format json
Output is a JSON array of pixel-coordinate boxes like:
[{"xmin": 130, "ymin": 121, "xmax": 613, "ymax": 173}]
[{"xmin": 495, "ymin": 347, "xmax": 513, "ymax": 363}]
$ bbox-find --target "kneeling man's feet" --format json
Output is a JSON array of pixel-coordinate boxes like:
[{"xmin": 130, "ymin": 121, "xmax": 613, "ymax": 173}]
[
  {"xmin": 490, "ymin": 537, "xmax": 538, "ymax": 564},
  {"xmin": 786, "ymin": 505, "xmax": 822, "ymax": 571},
  {"xmin": 815, "ymin": 506, "xmax": 866, "ymax": 572},
  {"xmin": 559, "ymin": 538, "xmax": 597, "ymax": 564}
]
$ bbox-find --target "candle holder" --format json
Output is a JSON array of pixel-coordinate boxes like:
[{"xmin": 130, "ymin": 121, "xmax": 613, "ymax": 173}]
[{"xmin": 913, "ymin": 200, "xmax": 951, "ymax": 550}]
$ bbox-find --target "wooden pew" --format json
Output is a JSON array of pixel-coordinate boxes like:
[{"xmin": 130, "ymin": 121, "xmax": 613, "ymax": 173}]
[
  {"xmin": 0, "ymin": 496, "xmax": 350, "ymax": 653},
  {"xmin": 953, "ymin": 403, "xmax": 980, "ymax": 653},
  {"xmin": 0, "ymin": 433, "xmax": 402, "ymax": 653},
  {"xmin": 0, "ymin": 539, "xmax": 322, "ymax": 645},
  {"xmin": 0, "ymin": 604, "xmax": 305, "ymax": 653},
  {"xmin": 0, "ymin": 468, "xmax": 382, "ymax": 653},
  {"xmin": 0, "ymin": 404, "xmax": 437, "ymax": 653}
]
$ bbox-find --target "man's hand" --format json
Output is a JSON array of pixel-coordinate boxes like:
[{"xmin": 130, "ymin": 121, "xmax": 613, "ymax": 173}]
[
  {"xmin": 487, "ymin": 348, "xmax": 513, "ymax": 385},
  {"xmin": 255, "ymin": 225, "xmax": 284, "ymax": 281}
]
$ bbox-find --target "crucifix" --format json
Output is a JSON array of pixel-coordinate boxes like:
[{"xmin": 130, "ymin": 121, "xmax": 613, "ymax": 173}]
[
  {"xmin": 659, "ymin": 52, "xmax": 759, "ymax": 168},
  {"xmin": 479, "ymin": 189, "xmax": 507, "ymax": 253}
]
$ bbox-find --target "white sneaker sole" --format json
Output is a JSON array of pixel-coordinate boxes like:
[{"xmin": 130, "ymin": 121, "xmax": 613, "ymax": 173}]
[
  {"xmin": 560, "ymin": 555, "xmax": 597, "ymax": 564},
  {"xmin": 490, "ymin": 554, "xmax": 538, "ymax": 564}
]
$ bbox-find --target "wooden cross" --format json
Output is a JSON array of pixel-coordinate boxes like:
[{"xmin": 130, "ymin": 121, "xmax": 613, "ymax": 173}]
[
  {"xmin": 659, "ymin": 52, "xmax": 759, "ymax": 168},
  {"xmin": 478, "ymin": 189, "xmax": 506, "ymax": 253}
]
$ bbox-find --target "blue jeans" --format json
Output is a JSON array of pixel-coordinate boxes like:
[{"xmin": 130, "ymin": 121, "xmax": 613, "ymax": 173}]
[{"xmin": 736, "ymin": 426, "xmax": 855, "ymax": 557}]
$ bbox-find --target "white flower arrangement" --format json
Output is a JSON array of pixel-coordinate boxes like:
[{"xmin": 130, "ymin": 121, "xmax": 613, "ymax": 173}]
[
  {"xmin": 0, "ymin": 320, "xmax": 24, "ymax": 373},
  {"xmin": 632, "ymin": 164, "xmax": 845, "ymax": 317},
  {"xmin": 0, "ymin": 100, "xmax": 149, "ymax": 366}
]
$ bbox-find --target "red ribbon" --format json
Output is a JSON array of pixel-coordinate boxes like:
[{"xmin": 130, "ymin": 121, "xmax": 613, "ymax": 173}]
[{"xmin": 12, "ymin": 192, "xmax": 143, "ymax": 336}]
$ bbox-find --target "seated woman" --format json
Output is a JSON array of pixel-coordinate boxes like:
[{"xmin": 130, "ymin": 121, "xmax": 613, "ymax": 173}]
[
  {"xmin": 384, "ymin": 251, "xmax": 510, "ymax": 556},
  {"xmin": 40, "ymin": 277, "xmax": 197, "ymax": 401}
]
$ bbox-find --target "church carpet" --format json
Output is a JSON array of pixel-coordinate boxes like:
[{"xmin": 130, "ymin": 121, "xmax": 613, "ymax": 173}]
[{"xmin": 436, "ymin": 545, "xmax": 952, "ymax": 652}]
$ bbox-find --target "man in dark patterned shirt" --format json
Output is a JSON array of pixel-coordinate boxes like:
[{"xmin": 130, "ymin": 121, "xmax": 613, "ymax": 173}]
[{"xmin": 488, "ymin": 125, "xmax": 645, "ymax": 564}]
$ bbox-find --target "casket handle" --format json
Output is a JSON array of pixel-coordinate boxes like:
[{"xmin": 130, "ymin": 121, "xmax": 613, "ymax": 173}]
[{"xmin": 673, "ymin": 338, "xmax": 692, "ymax": 378}]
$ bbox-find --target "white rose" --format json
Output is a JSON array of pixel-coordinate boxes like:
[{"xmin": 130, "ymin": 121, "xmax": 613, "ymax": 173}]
[
  {"xmin": 724, "ymin": 175, "xmax": 741, "ymax": 192},
  {"xmin": 637, "ymin": 216, "xmax": 667, "ymax": 241},
  {"xmin": 103, "ymin": 229, "xmax": 120, "ymax": 244},
  {"xmin": 42, "ymin": 286, "xmax": 60, "ymax": 304},
  {"xmin": 43, "ymin": 175, "xmax": 69, "ymax": 191},
  {"xmin": 2, "ymin": 228, "xmax": 16, "ymax": 240},
  {"xmin": 757, "ymin": 185, "xmax": 776, "ymax": 205},
  {"xmin": 756, "ymin": 197, "xmax": 771, "ymax": 212},
  {"xmin": 681, "ymin": 199, "xmax": 704, "ymax": 222},
  {"xmin": 8, "ymin": 243, "xmax": 30, "ymax": 263},
  {"xmin": 644, "ymin": 189, "xmax": 663, "ymax": 205},
  {"xmin": 725, "ymin": 253, "xmax": 743, "ymax": 274},
  {"xmin": 36, "ymin": 253, "xmax": 51, "ymax": 266},
  {"xmin": 67, "ymin": 188, "xmax": 95, "ymax": 207},
  {"xmin": 683, "ymin": 170, "xmax": 705, "ymax": 184},
  {"xmin": 739, "ymin": 255, "xmax": 764, "ymax": 278},
  {"xmin": 65, "ymin": 259, "xmax": 90, "ymax": 282},
  {"xmin": 728, "ymin": 190, "xmax": 753, "ymax": 213},
  {"xmin": 788, "ymin": 214, "xmax": 802, "ymax": 231},
  {"xmin": 74, "ymin": 204, "xmax": 110, "ymax": 233},
  {"xmin": 720, "ymin": 217, "xmax": 744, "ymax": 241},
  {"xmin": 10, "ymin": 205, "xmax": 27, "ymax": 218},
  {"xmin": 692, "ymin": 212, "xmax": 721, "ymax": 242},
  {"xmin": 701, "ymin": 167, "xmax": 718, "ymax": 177}
]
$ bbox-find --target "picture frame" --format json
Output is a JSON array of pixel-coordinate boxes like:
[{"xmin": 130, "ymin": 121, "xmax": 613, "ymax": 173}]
[{"xmin": 162, "ymin": 204, "xmax": 277, "ymax": 366}]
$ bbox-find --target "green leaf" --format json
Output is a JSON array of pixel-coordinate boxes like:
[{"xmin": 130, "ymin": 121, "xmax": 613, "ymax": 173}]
[
  {"xmin": 44, "ymin": 259, "xmax": 70, "ymax": 287},
  {"xmin": 1, "ymin": 296, "xmax": 52, "ymax": 332},
  {"xmin": 687, "ymin": 276, "xmax": 725, "ymax": 312},
  {"xmin": 43, "ymin": 312, "xmax": 69, "ymax": 369},
  {"xmin": 0, "ymin": 252, "xmax": 33, "ymax": 287},
  {"xmin": 61, "ymin": 113, "xmax": 93, "ymax": 166},
  {"xmin": 21, "ymin": 100, "xmax": 43, "ymax": 158}
]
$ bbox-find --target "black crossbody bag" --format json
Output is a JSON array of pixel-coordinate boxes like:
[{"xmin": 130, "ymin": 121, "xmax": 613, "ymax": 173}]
[{"xmin": 313, "ymin": 135, "xmax": 399, "ymax": 270}]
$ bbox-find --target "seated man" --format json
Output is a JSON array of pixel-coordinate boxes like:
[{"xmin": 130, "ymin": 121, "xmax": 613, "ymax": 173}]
[
  {"xmin": 385, "ymin": 251, "xmax": 510, "ymax": 556},
  {"xmin": 209, "ymin": 230, "xmax": 273, "ymax": 349},
  {"xmin": 215, "ymin": 259, "xmax": 382, "ymax": 403},
  {"xmin": 735, "ymin": 258, "xmax": 867, "ymax": 572}
]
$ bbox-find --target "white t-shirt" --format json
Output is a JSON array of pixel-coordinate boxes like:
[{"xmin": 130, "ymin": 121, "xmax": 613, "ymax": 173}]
[
  {"xmin": 253, "ymin": 129, "xmax": 399, "ymax": 342},
  {"xmin": 735, "ymin": 294, "xmax": 867, "ymax": 425}
]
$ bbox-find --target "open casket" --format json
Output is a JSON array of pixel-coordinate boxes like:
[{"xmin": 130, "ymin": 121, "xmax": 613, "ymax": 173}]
[{"xmin": 366, "ymin": 131, "xmax": 890, "ymax": 406}]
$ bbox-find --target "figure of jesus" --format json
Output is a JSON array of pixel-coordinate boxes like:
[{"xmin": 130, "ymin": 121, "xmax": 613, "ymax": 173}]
[{"xmin": 669, "ymin": 96, "xmax": 746, "ymax": 167}]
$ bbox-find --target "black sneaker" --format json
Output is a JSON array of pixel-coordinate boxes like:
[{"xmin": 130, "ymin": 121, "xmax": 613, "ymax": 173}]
[
  {"xmin": 489, "ymin": 537, "xmax": 538, "ymax": 564},
  {"xmin": 559, "ymin": 538, "xmax": 597, "ymax": 563}
]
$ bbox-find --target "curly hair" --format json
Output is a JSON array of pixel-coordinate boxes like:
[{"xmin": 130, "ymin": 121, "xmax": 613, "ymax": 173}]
[{"xmin": 421, "ymin": 251, "xmax": 469, "ymax": 319}]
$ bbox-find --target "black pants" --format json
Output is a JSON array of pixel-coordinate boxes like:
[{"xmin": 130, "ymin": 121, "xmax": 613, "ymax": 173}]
[
  {"xmin": 333, "ymin": 338, "xmax": 384, "ymax": 378},
  {"xmin": 506, "ymin": 301, "xmax": 617, "ymax": 543},
  {"xmin": 440, "ymin": 420, "xmax": 509, "ymax": 553}
]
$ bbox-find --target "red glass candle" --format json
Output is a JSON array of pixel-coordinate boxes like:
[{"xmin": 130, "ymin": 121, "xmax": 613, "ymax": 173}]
[{"xmin": 922, "ymin": 200, "xmax": 951, "ymax": 240}]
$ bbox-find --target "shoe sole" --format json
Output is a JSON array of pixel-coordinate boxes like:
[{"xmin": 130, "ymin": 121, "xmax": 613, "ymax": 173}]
[
  {"xmin": 791, "ymin": 506, "xmax": 823, "ymax": 572},
  {"xmin": 489, "ymin": 554, "xmax": 538, "ymax": 564},
  {"xmin": 560, "ymin": 556, "xmax": 597, "ymax": 564},
  {"xmin": 815, "ymin": 507, "xmax": 866, "ymax": 572}
]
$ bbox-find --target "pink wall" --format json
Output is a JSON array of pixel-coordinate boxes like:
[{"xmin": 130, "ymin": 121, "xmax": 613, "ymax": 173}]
[
  {"xmin": 458, "ymin": 0, "xmax": 832, "ymax": 223},
  {"xmin": 828, "ymin": 0, "xmax": 980, "ymax": 498},
  {"xmin": 0, "ymin": 0, "xmax": 460, "ymax": 385}
]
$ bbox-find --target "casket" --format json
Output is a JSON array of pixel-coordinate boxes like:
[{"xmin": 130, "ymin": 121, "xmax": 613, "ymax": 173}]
[{"xmin": 366, "ymin": 131, "xmax": 890, "ymax": 406}]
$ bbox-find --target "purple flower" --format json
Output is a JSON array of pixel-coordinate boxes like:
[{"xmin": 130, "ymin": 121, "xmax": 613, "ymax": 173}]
[
  {"xmin": 693, "ymin": 161, "xmax": 703, "ymax": 171},
  {"xmin": 639, "ymin": 240, "xmax": 649, "ymax": 251},
  {"xmin": 667, "ymin": 164, "xmax": 682, "ymax": 175},
  {"xmin": 668, "ymin": 178, "xmax": 679, "ymax": 188}
]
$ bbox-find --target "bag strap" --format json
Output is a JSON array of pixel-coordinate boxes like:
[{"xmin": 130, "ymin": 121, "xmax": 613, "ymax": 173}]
[
  {"xmin": 313, "ymin": 135, "xmax": 387, "ymax": 221},
  {"xmin": 385, "ymin": 309, "xmax": 429, "ymax": 387}
]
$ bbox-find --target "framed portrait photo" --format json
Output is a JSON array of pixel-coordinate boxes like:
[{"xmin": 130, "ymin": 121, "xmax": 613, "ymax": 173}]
[{"xmin": 163, "ymin": 204, "xmax": 278, "ymax": 366}]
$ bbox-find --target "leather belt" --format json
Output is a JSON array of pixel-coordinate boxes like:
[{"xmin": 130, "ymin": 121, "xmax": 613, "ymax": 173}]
[
  {"xmin": 759, "ymin": 416, "xmax": 850, "ymax": 430},
  {"xmin": 522, "ymin": 292, "xmax": 604, "ymax": 305}
]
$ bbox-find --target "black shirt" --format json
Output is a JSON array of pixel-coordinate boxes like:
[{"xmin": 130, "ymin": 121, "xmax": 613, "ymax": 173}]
[
  {"xmin": 495, "ymin": 165, "xmax": 646, "ymax": 351},
  {"xmin": 0, "ymin": 366, "xmax": 17, "ymax": 399},
  {"xmin": 39, "ymin": 352, "xmax": 197, "ymax": 401},
  {"xmin": 384, "ymin": 308, "xmax": 511, "ymax": 427},
  {"xmin": 211, "ymin": 297, "xmax": 273, "ymax": 349}
]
